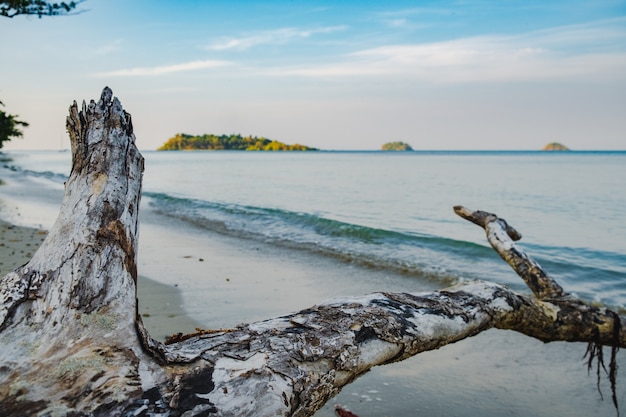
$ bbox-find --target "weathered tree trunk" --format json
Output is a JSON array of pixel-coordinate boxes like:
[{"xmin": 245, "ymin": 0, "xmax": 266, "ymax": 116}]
[{"xmin": 0, "ymin": 88, "xmax": 623, "ymax": 417}]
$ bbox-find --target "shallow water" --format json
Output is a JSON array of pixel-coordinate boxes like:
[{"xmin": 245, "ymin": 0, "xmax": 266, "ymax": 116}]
[{"xmin": 6, "ymin": 150, "xmax": 626, "ymax": 307}]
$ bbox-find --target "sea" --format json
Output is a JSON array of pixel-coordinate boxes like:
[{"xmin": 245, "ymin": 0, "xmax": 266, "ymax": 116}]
[{"xmin": 1, "ymin": 149, "xmax": 625, "ymax": 416}]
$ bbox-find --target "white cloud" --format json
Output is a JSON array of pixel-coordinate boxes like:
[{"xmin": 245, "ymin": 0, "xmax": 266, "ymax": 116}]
[
  {"xmin": 206, "ymin": 26, "xmax": 347, "ymax": 51},
  {"xmin": 91, "ymin": 19, "xmax": 626, "ymax": 83},
  {"xmin": 94, "ymin": 59, "xmax": 232, "ymax": 77},
  {"xmin": 266, "ymin": 18, "xmax": 626, "ymax": 83}
]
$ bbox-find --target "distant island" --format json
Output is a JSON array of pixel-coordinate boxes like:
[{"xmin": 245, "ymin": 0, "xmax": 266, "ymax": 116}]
[
  {"xmin": 382, "ymin": 141, "xmax": 413, "ymax": 151},
  {"xmin": 158, "ymin": 133, "xmax": 318, "ymax": 151},
  {"xmin": 542, "ymin": 142, "xmax": 570, "ymax": 151}
]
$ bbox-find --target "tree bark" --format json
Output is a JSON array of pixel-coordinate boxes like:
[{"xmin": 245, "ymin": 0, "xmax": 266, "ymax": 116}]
[{"xmin": 0, "ymin": 88, "xmax": 623, "ymax": 417}]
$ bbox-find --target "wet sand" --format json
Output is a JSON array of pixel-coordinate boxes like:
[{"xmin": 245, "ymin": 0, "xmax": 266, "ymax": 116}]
[{"xmin": 0, "ymin": 219, "xmax": 47, "ymax": 276}]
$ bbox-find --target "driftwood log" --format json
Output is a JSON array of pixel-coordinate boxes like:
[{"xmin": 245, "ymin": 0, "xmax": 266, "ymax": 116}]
[{"xmin": 0, "ymin": 88, "xmax": 623, "ymax": 417}]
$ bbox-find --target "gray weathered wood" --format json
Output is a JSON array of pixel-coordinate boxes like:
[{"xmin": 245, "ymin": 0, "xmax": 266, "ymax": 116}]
[{"xmin": 0, "ymin": 88, "xmax": 622, "ymax": 417}]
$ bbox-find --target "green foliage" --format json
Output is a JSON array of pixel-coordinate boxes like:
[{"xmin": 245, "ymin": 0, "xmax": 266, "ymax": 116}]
[
  {"xmin": 542, "ymin": 142, "xmax": 570, "ymax": 151},
  {"xmin": 158, "ymin": 133, "xmax": 318, "ymax": 151},
  {"xmin": 381, "ymin": 141, "xmax": 413, "ymax": 151},
  {"xmin": 0, "ymin": 0, "xmax": 82, "ymax": 18},
  {"xmin": 0, "ymin": 100, "xmax": 29, "ymax": 149}
]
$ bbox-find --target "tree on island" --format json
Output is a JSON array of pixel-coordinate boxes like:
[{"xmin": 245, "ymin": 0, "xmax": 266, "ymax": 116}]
[
  {"xmin": 0, "ymin": 88, "xmax": 623, "ymax": 417},
  {"xmin": 0, "ymin": 100, "xmax": 29, "ymax": 149},
  {"xmin": 382, "ymin": 141, "xmax": 413, "ymax": 151},
  {"xmin": 542, "ymin": 142, "xmax": 570, "ymax": 151},
  {"xmin": 0, "ymin": 0, "xmax": 83, "ymax": 18},
  {"xmin": 158, "ymin": 133, "xmax": 317, "ymax": 151}
]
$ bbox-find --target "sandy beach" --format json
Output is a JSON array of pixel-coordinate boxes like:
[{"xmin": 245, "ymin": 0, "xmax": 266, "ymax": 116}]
[{"xmin": 0, "ymin": 219, "xmax": 47, "ymax": 277}]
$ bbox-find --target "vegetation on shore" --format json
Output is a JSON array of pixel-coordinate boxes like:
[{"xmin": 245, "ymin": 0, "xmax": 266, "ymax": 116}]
[
  {"xmin": 157, "ymin": 133, "xmax": 318, "ymax": 151},
  {"xmin": 382, "ymin": 141, "xmax": 413, "ymax": 151},
  {"xmin": 542, "ymin": 142, "xmax": 570, "ymax": 151},
  {"xmin": 0, "ymin": 100, "xmax": 29, "ymax": 149}
]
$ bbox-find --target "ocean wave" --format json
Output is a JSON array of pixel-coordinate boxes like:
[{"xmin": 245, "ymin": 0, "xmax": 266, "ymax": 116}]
[
  {"xmin": 525, "ymin": 242, "xmax": 626, "ymax": 275},
  {"xmin": 143, "ymin": 191, "xmax": 502, "ymax": 286},
  {"xmin": 3, "ymin": 163, "xmax": 68, "ymax": 184},
  {"xmin": 143, "ymin": 190, "xmax": 626, "ymax": 307}
]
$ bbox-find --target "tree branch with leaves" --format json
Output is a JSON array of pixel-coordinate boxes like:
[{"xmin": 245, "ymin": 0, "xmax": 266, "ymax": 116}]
[{"xmin": 0, "ymin": 0, "xmax": 83, "ymax": 18}]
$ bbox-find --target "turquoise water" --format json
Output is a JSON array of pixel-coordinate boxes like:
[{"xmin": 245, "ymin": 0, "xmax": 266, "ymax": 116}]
[{"xmin": 6, "ymin": 150, "xmax": 626, "ymax": 308}]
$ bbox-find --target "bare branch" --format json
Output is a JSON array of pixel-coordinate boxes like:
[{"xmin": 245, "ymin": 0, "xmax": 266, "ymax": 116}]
[{"xmin": 454, "ymin": 205, "xmax": 564, "ymax": 299}]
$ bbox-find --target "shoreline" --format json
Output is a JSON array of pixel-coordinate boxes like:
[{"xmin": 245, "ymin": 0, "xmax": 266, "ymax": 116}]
[{"xmin": 0, "ymin": 159, "xmax": 203, "ymax": 341}]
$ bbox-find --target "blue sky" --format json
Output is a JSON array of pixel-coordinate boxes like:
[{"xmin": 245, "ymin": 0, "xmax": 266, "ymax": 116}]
[{"xmin": 1, "ymin": 0, "xmax": 625, "ymax": 150}]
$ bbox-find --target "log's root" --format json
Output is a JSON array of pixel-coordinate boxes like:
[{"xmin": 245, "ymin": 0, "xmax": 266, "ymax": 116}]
[
  {"xmin": 584, "ymin": 310, "xmax": 621, "ymax": 415},
  {"xmin": 454, "ymin": 205, "xmax": 623, "ymax": 416}
]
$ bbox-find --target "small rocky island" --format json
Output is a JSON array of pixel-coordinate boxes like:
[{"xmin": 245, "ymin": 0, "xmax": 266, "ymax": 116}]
[
  {"xmin": 158, "ymin": 133, "xmax": 317, "ymax": 151},
  {"xmin": 542, "ymin": 142, "xmax": 570, "ymax": 151},
  {"xmin": 382, "ymin": 141, "xmax": 413, "ymax": 151}
]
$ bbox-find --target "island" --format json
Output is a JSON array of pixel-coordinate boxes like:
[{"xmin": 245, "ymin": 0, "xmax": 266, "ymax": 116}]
[
  {"xmin": 381, "ymin": 141, "xmax": 413, "ymax": 151},
  {"xmin": 157, "ymin": 133, "xmax": 318, "ymax": 151},
  {"xmin": 542, "ymin": 142, "xmax": 570, "ymax": 151}
]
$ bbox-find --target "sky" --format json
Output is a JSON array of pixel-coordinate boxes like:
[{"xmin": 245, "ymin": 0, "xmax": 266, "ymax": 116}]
[{"xmin": 1, "ymin": 0, "xmax": 625, "ymax": 151}]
